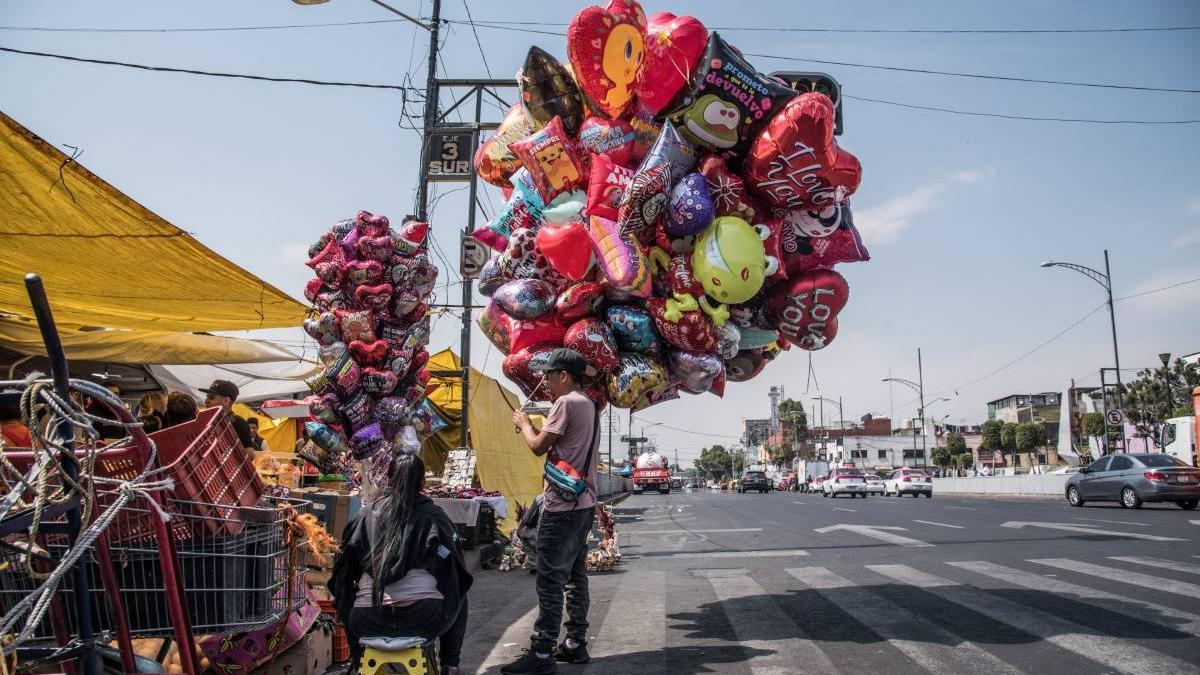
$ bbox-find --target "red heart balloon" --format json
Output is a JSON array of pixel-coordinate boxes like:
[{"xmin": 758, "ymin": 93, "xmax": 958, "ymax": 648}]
[
  {"xmin": 348, "ymin": 339, "xmax": 389, "ymax": 367},
  {"xmin": 744, "ymin": 93, "xmax": 863, "ymax": 212},
  {"xmin": 503, "ymin": 346, "xmax": 557, "ymax": 400},
  {"xmin": 647, "ymin": 297, "xmax": 718, "ymax": 352},
  {"xmin": 536, "ymin": 223, "xmax": 595, "ymax": 281},
  {"xmin": 563, "ymin": 318, "xmax": 619, "ymax": 372},
  {"xmin": 354, "ymin": 283, "xmax": 394, "ymax": 313},
  {"xmin": 635, "ymin": 13, "xmax": 709, "ymax": 115},
  {"xmin": 766, "ymin": 269, "xmax": 849, "ymax": 351},
  {"xmin": 508, "ymin": 314, "xmax": 567, "ymax": 355},
  {"xmin": 555, "ymin": 281, "xmax": 605, "ymax": 324},
  {"xmin": 566, "ymin": 0, "xmax": 648, "ymax": 119}
]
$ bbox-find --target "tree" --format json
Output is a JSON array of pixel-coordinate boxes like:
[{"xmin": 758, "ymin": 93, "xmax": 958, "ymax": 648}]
[
  {"xmin": 777, "ymin": 398, "xmax": 809, "ymax": 446},
  {"xmin": 1080, "ymin": 412, "xmax": 1105, "ymax": 461},
  {"xmin": 1120, "ymin": 357, "xmax": 1200, "ymax": 438},
  {"xmin": 1000, "ymin": 422, "xmax": 1019, "ymax": 468},
  {"xmin": 931, "ymin": 446, "xmax": 952, "ymax": 472},
  {"xmin": 953, "ymin": 451, "xmax": 974, "ymax": 473},
  {"xmin": 1015, "ymin": 422, "xmax": 1047, "ymax": 466},
  {"xmin": 980, "ymin": 420, "xmax": 1003, "ymax": 465},
  {"xmin": 768, "ymin": 442, "xmax": 796, "ymax": 470},
  {"xmin": 695, "ymin": 444, "xmax": 734, "ymax": 481},
  {"xmin": 945, "ymin": 432, "xmax": 967, "ymax": 456}
]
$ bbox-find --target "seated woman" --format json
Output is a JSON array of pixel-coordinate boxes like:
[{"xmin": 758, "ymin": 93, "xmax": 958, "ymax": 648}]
[
  {"xmin": 137, "ymin": 392, "xmax": 168, "ymax": 434},
  {"xmin": 331, "ymin": 454, "xmax": 473, "ymax": 675}
]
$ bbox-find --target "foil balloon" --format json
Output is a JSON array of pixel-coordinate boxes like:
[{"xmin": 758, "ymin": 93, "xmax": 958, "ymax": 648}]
[
  {"xmin": 647, "ymin": 297, "xmax": 718, "ymax": 352},
  {"xmin": 356, "ymin": 210, "xmax": 390, "ymax": 237},
  {"xmin": 577, "ymin": 116, "xmax": 637, "ymax": 166},
  {"xmin": 563, "ymin": 317, "xmax": 620, "ymax": 372},
  {"xmin": 410, "ymin": 400, "xmax": 449, "ymax": 439},
  {"xmin": 716, "ymin": 321, "xmax": 741, "ymax": 359},
  {"xmin": 693, "ymin": 216, "xmax": 769, "ymax": 308},
  {"xmin": 606, "ymin": 305, "xmax": 657, "ymax": 353},
  {"xmin": 336, "ymin": 309, "xmax": 376, "ymax": 344},
  {"xmin": 667, "ymin": 32, "xmax": 795, "ymax": 158},
  {"xmin": 360, "ymin": 368, "xmax": 400, "ymax": 399},
  {"xmin": 726, "ymin": 289, "xmax": 773, "ymax": 330},
  {"xmin": 306, "ymin": 239, "xmax": 346, "ymax": 285},
  {"xmin": 477, "ymin": 255, "xmax": 506, "ymax": 296},
  {"xmin": 391, "ymin": 217, "xmax": 430, "ymax": 255},
  {"xmin": 503, "ymin": 345, "xmax": 557, "ymax": 400},
  {"xmin": 303, "ymin": 312, "xmax": 341, "ymax": 346},
  {"xmin": 586, "ymin": 155, "xmax": 635, "ymax": 221},
  {"xmin": 566, "ymin": 0, "xmax": 648, "ymax": 120},
  {"xmin": 738, "ymin": 327, "xmax": 781, "ymax": 350},
  {"xmin": 303, "ymin": 278, "xmax": 326, "ymax": 303},
  {"xmin": 354, "ymin": 283, "xmax": 393, "ymax": 314},
  {"xmin": 358, "ymin": 235, "xmax": 395, "ymax": 263},
  {"xmin": 699, "ymin": 155, "xmax": 759, "ymax": 221},
  {"xmin": 777, "ymin": 203, "xmax": 870, "ymax": 275},
  {"xmin": 632, "ymin": 381, "xmax": 679, "ymax": 411},
  {"xmin": 586, "ymin": 216, "xmax": 652, "ymax": 297},
  {"xmin": 668, "ymin": 349, "xmax": 724, "ymax": 395},
  {"xmin": 607, "ymin": 352, "xmax": 667, "ymax": 409},
  {"xmin": 314, "ymin": 289, "xmax": 348, "ymax": 313},
  {"xmin": 520, "ymin": 46, "xmax": 585, "ymax": 135},
  {"xmin": 339, "ymin": 390, "xmax": 373, "ymax": 430},
  {"xmin": 348, "ymin": 338, "xmax": 389, "ymax": 367},
  {"xmin": 318, "ymin": 340, "xmax": 348, "ymax": 367},
  {"xmin": 308, "ymin": 394, "xmax": 342, "ymax": 426},
  {"xmin": 724, "ymin": 348, "xmax": 768, "ymax": 383},
  {"xmin": 744, "ymin": 92, "xmax": 862, "ymax": 212},
  {"xmin": 472, "ymin": 170, "xmax": 544, "ymax": 252},
  {"xmin": 663, "ymin": 171, "xmax": 714, "ymax": 236},
  {"xmin": 508, "ymin": 314, "xmax": 568, "ymax": 354},
  {"xmin": 510, "ymin": 116, "xmax": 587, "ymax": 203},
  {"xmin": 493, "ymin": 278, "xmax": 557, "ymax": 320},
  {"xmin": 388, "ymin": 252, "xmax": 438, "ymax": 295},
  {"xmin": 499, "ymin": 228, "xmax": 558, "ymax": 282},
  {"xmin": 634, "ymin": 12, "xmax": 709, "ymax": 115},
  {"xmin": 555, "ymin": 281, "xmax": 605, "ymax": 324},
  {"xmin": 476, "ymin": 104, "xmax": 537, "ymax": 187},
  {"xmin": 478, "ymin": 301, "xmax": 512, "ymax": 354},
  {"xmin": 542, "ymin": 190, "xmax": 587, "ymax": 226},
  {"xmin": 767, "ymin": 268, "xmax": 849, "ymax": 351},
  {"xmin": 627, "ymin": 106, "xmax": 662, "ymax": 164},
  {"xmin": 536, "ymin": 222, "xmax": 595, "ymax": 281},
  {"xmin": 374, "ymin": 396, "xmax": 411, "ymax": 428},
  {"xmin": 636, "ymin": 123, "xmax": 696, "ymax": 184},
  {"xmin": 617, "ymin": 163, "xmax": 671, "ymax": 244},
  {"xmin": 308, "ymin": 230, "xmax": 335, "ymax": 259},
  {"xmin": 345, "ymin": 260, "xmax": 384, "ymax": 287}
]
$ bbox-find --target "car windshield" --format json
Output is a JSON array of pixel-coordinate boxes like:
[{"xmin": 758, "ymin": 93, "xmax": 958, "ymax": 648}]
[
  {"xmin": 1136, "ymin": 454, "xmax": 1189, "ymax": 468},
  {"xmin": 746, "ymin": 472, "xmax": 766, "ymax": 479},
  {"xmin": 866, "ymin": 476, "xmax": 882, "ymax": 482},
  {"xmin": 836, "ymin": 471, "xmax": 863, "ymax": 478}
]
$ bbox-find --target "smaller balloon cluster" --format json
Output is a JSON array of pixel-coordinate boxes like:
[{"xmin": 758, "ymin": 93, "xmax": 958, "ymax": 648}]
[
  {"xmin": 474, "ymin": 1, "xmax": 869, "ymax": 412},
  {"xmin": 299, "ymin": 211, "xmax": 446, "ymax": 478}
]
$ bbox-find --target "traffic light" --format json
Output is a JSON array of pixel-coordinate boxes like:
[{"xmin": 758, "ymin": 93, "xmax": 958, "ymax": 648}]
[{"xmin": 771, "ymin": 71, "xmax": 843, "ymax": 135}]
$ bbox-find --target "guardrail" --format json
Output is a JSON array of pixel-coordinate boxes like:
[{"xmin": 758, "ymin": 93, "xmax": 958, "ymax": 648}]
[{"xmin": 933, "ymin": 474, "xmax": 1070, "ymax": 496}]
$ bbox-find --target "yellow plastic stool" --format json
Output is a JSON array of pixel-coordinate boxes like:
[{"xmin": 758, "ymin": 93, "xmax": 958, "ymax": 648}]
[{"xmin": 358, "ymin": 636, "xmax": 437, "ymax": 675}]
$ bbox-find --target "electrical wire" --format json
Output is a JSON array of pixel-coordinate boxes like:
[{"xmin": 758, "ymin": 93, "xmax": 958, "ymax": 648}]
[
  {"xmin": 460, "ymin": 0, "xmax": 492, "ymax": 79},
  {"xmin": 845, "ymin": 94, "xmax": 1200, "ymax": 125},
  {"xmin": 1114, "ymin": 276, "xmax": 1200, "ymax": 301}
]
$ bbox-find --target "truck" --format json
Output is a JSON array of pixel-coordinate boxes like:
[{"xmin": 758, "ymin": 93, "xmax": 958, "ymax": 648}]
[
  {"xmin": 1158, "ymin": 386, "xmax": 1200, "ymax": 467},
  {"xmin": 633, "ymin": 451, "xmax": 671, "ymax": 495},
  {"xmin": 796, "ymin": 459, "xmax": 830, "ymax": 492}
]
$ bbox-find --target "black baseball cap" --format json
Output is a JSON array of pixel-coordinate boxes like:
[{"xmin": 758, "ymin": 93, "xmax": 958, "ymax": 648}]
[
  {"xmin": 532, "ymin": 348, "xmax": 588, "ymax": 380},
  {"xmin": 200, "ymin": 379, "xmax": 239, "ymax": 400}
]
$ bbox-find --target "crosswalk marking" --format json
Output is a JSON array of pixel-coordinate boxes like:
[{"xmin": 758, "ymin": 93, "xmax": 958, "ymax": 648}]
[
  {"xmin": 912, "ymin": 519, "xmax": 964, "ymax": 529},
  {"xmin": 584, "ymin": 570, "xmax": 666, "ymax": 673},
  {"xmin": 628, "ymin": 527, "xmax": 763, "ymax": 534},
  {"xmin": 676, "ymin": 548, "xmax": 810, "ymax": 559},
  {"xmin": 786, "ymin": 567, "xmax": 1024, "ymax": 675},
  {"xmin": 868, "ymin": 564, "xmax": 1200, "ymax": 675},
  {"xmin": 1109, "ymin": 555, "xmax": 1200, "ymax": 576},
  {"xmin": 949, "ymin": 561, "xmax": 1200, "ymax": 636},
  {"xmin": 707, "ymin": 572, "xmax": 840, "ymax": 675},
  {"xmin": 1031, "ymin": 558, "xmax": 1200, "ymax": 600}
]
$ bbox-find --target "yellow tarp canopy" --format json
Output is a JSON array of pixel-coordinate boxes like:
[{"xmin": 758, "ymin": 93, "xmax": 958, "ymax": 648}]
[
  {"xmin": 0, "ymin": 111, "xmax": 307, "ymax": 332},
  {"xmin": 424, "ymin": 349, "xmax": 543, "ymax": 533},
  {"xmin": 233, "ymin": 403, "xmax": 298, "ymax": 456},
  {"xmin": 0, "ymin": 317, "xmax": 299, "ymax": 365}
]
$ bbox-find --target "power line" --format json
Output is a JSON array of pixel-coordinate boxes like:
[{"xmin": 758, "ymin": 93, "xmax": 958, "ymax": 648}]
[
  {"xmin": 460, "ymin": 0, "xmax": 492, "ymax": 79},
  {"xmin": 0, "ymin": 45, "xmax": 416, "ymax": 90},
  {"xmin": 1114, "ymin": 276, "xmax": 1200, "ymax": 301},
  {"xmin": 0, "ymin": 19, "xmax": 414, "ymax": 33},
  {"xmin": 845, "ymin": 94, "xmax": 1200, "ymax": 125}
]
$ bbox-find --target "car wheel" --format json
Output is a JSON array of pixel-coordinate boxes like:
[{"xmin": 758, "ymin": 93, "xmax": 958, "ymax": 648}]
[
  {"xmin": 1067, "ymin": 486, "xmax": 1085, "ymax": 507},
  {"xmin": 923, "ymin": 492, "xmax": 931, "ymax": 498},
  {"xmin": 1120, "ymin": 486, "xmax": 1143, "ymax": 509},
  {"xmin": 821, "ymin": 491, "xmax": 828, "ymax": 497},
  {"xmin": 1178, "ymin": 499, "xmax": 1198, "ymax": 510}
]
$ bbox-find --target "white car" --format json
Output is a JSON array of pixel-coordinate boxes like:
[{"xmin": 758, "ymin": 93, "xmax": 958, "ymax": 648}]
[
  {"xmin": 864, "ymin": 474, "xmax": 885, "ymax": 495},
  {"xmin": 822, "ymin": 468, "xmax": 868, "ymax": 498},
  {"xmin": 884, "ymin": 468, "xmax": 933, "ymax": 497}
]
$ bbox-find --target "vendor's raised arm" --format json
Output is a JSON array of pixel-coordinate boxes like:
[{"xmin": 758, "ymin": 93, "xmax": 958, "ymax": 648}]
[{"xmin": 513, "ymin": 410, "xmax": 560, "ymax": 457}]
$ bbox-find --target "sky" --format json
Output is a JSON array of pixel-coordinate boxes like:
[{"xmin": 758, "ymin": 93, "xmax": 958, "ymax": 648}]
[{"xmin": 1, "ymin": 0, "xmax": 1198, "ymax": 466}]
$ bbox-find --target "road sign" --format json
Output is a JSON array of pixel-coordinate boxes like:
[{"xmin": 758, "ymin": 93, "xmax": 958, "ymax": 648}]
[
  {"xmin": 460, "ymin": 235, "xmax": 488, "ymax": 278},
  {"xmin": 1106, "ymin": 409, "xmax": 1126, "ymax": 426},
  {"xmin": 425, "ymin": 130, "xmax": 474, "ymax": 181}
]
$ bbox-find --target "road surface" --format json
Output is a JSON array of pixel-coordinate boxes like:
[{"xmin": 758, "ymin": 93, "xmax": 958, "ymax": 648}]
[{"xmin": 463, "ymin": 489, "xmax": 1200, "ymax": 674}]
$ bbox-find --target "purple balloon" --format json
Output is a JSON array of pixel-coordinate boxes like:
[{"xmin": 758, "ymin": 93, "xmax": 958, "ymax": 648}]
[
  {"xmin": 477, "ymin": 255, "xmax": 506, "ymax": 296},
  {"xmin": 664, "ymin": 172, "xmax": 715, "ymax": 236},
  {"xmin": 669, "ymin": 350, "xmax": 724, "ymax": 395},
  {"xmin": 493, "ymin": 278, "xmax": 557, "ymax": 320}
]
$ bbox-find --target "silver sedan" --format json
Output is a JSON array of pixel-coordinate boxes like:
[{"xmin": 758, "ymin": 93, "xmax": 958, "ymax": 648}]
[{"xmin": 1066, "ymin": 453, "xmax": 1200, "ymax": 509}]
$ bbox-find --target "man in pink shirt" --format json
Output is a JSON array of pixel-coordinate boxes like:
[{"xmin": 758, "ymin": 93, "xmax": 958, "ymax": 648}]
[{"xmin": 505, "ymin": 348, "xmax": 599, "ymax": 674}]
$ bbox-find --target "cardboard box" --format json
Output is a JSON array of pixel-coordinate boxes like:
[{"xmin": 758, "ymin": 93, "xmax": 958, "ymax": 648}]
[
  {"xmin": 259, "ymin": 629, "xmax": 332, "ymax": 675},
  {"xmin": 292, "ymin": 488, "xmax": 360, "ymax": 540}
]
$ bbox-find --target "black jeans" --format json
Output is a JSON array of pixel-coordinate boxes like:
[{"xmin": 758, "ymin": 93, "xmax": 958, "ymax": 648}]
[
  {"xmin": 532, "ymin": 506, "xmax": 594, "ymax": 652},
  {"xmin": 347, "ymin": 596, "xmax": 468, "ymax": 668}
]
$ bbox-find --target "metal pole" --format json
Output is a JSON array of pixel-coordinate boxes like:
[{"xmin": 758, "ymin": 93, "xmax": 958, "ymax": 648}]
[
  {"xmin": 1104, "ymin": 250, "xmax": 1123, "ymax": 408},
  {"xmin": 918, "ymin": 347, "xmax": 926, "ymax": 469},
  {"xmin": 838, "ymin": 396, "xmax": 844, "ymax": 459},
  {"xmin": 414, "ymin": 0, "xmax": 441, "ymax": 221},
  {"xmin": 607, "ymin": 405, "xmax": 613, "ymax": 470},
  {"xmin": 455, "ymin": 86, "xmax": 482, "ymax": 450}
]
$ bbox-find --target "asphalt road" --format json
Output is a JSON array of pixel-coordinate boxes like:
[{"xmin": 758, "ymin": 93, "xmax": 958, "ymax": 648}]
[{"xmin": 463, "ymin": 489, "xmax": 1200, "ymax": 674}]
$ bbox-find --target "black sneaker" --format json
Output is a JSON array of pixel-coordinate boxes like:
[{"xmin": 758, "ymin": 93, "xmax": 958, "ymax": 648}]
[
  {"xmin": 553, "ymin": 640, "xmax": 590, "ymax": 664},
  {"xmin": 500, "ymin": 649, "xmax": 557, "ymax": 675}
]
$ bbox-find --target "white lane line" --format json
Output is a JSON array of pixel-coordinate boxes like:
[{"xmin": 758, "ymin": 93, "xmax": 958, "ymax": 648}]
[
  {"xmin": 1110, "ymin": 556, "xmax": 1200, "ymax": 576},
  {"xmin": 1001, "ymin": 521, "xmax": 1185, "ymax": 542},
  {"xmin": 1190, "ymin": 520, "xmax": 1200, "ymax": 526},
  {"xmin": 787, "ymin": 567, "xmax": 1024, "ymax": 675},
  {"xmin": 476, "ymin": 606, "xmax": 538, "ymax": 672},
  {"xmin": 628, "ymin": 528, "xmax": 762, "ymax": 535},
  {"xmin": 792, "ymin": 501, "xmax": 807, "ymax": 504},
  {"xmin": 1031, "ymin": 559, "xmax": 1200, "ymax": 600},
  {"xmin": 944, "ymin": 506, "xmax": 976, "ymax": 511},
  {"xmin": 815, "ymin": 524, "xmax": 934, "ymax": 548},
  {"xmin": 832, "ymin": 507, "xmax": 857, "ymax": 513},
  {"xmin": 583, "ymin": 571, "xmax": 666, "ymax": 673},
  {"xmin": 1073, "ymin": 517, "xmax": 1146, "ymax": 527},
  {"xmin": 707, "ymin": 570, "xmax": 839, "ymax": 674},
  {"xmin": 949, "ymin": 561, "xmax": 1200, "ymax": 636},
  {"xmin": 912, "ymin": 519, "xmax": 964, "ymax": 529},
  {"xmin": 683, "ymin": 549, "xmax": 810, "ymax": 559},
  {"xmin": 869, "ymin": 564, "xmax": 1200, "ymax": 675}
]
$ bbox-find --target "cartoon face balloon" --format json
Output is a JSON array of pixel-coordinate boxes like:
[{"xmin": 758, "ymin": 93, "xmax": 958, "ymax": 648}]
[
  {"xmin": 607, "ymin": 352, "xmax": 667, "ymax": 409},
  {"xmin": 567, "ymin": 0, "xmax": 648, "ymax": 119},
  {"xmin": 509, "ymin": 116, "xmax": 588, "ymax": 203},
  {"xmin": 475, "ymin": 104, "xmax": 537, "ymax": 187},
  {"xmin": 692, "ymin": 216, "xmax": 769, "ymax": 305},
  {"xmin": 767, "ymin": 269, "xmax": 849, "ymax": 351},
  {"xmin": 778, "ymin": 203, "xmax": 870, "ymax": 275},
  {"xmin": 606, "ymin": 305, "xmax": 657, "ymax": 353},
  {"xmin": 520, "ymin": 46, "xmax": 585, "ymax": 136}
]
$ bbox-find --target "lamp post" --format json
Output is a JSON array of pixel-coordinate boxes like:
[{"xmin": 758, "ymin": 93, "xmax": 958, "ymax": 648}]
[
  {"xmin": 1041, "ymin": 251, "xmax": 1122, "ymax": 403},
  {"xmin": 1159, "ymin": 352, "xmax": 1174, "ymax": 436},
  {"xmin": 883, "ymin": 348, "xmax": 933, "ymax": 468},
  {"xmin": 812, "ymin": 396, "xmax": 843, "ymax": 462}
]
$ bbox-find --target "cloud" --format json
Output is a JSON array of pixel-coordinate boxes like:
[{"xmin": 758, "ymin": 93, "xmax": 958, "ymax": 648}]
[
  {"xmin": 1122, "ymin": 270, "xmax": 1200, "ymax": 312},
  {"xmin": 281, "ymin": 242, "xmax": 309, "ymax": 265},
  {"xmin": 1173, "ymin": 229, "xmax": 1200, "ymax": 249},
  {"xmin": 855, "ymin": 168, "xmax": 991, "ymax": 244}
]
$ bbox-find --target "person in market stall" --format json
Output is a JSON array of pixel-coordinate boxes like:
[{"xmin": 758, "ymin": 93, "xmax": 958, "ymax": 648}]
[
  {"xmin": 200, "ymin": 379, "xmax": 255, "ymax": 450},
  {"xmin": 136, "ymin": 392, "xmax": 168, "ymax": 434},
  {"xmin": 505, "ymin": 348, "xmax": 599, "ymax": 674},
  {"xmin": 0, "ymin": 403, "xmax": 31, "ymax": 448},
  {"xmin": 245, "ymin": 416, "xmax": 271, "ymax": 453},
  {"xmin": 164, "ymin": 391, "xmax": 198, "ymax": 427},
  {"xmin": 330, "ymin": 453, "xmax": 473, "ymax": 675}
]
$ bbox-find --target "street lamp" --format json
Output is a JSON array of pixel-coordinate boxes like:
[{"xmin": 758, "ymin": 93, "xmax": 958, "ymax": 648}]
[
  {"xmin": 291, "ymin": 0, "xmax": 431, "ymax": 29},
  {"xmin": 1041, "ymin": 251, "xmax": 1123, "ymax": 405},
  {"xmin": 811, "ymin": 396, "xmax": 844, "ymax": 462}
]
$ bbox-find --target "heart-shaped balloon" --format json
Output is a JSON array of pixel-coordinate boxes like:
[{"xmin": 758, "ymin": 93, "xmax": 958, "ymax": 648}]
[
  {"xmin": 348, "ymin": 339, "xmax": 389, "ymax": 367},
  {"xmin": 577, "ymin": 116, "xmax": 637, "ymax": 167},
  {"xmin": 303, "ymin": 278, "xmax": 327, "ymax": 303},
  {"xmin": 556, "ymin": 281, "xmax": 605, "ymax": 324},
  {"xmin": 356, "ymin": 210, "xmax": 391, "ymax": 237},
  {"xmin": 350, "ymin": 421, "xmax": 388, "ymax": 460},
  {"xmin": 563, "ymin": 318, "xmax": 620, "ymax": 372},
  {"xmin": 374, "ymin": 396, "xmax": 411, "ymax": 428},
  {"xmin": 360, "ymin": 368, "xmax": 400, "ymax": 399},
  {"xmin": 308, "ymin": 393, "xmax": 342, "ymax": 426},
  {"xmin": 478, "ymin": 300, "xmax": 513, "ymax": 354},
  {"xmin": 631, "ymin": 381, "xmax": 679, "ymax": 412},
  {"xmin": 493, "ymin": 278, "xmax": 558, "ymax": 320},
  {"xmin": 744, "ymin": 93, "xmax": 862, "ymax": 212},
  {"xmin": 336, "ymin": 309, "xmax": 376, "ymax": 344},
  {"xmin": 634, "ymin": 12, "xmax": 709, "ymax": 115},
  {"xmin": 503, "ymin": 345, "xmax": 558, "ymax": 400},
  {"xmin": 586, "ymin": 155, "xmax": 635, "ymax": 222},
  {"xmin": 508, "ymin": 314, "xmax": 568, "ymax": 355},
  {"xmin": 345, "ymin": 260, "xmax": 384, "ymax": 286},
  {"xmin": 308, "ymin": 231, "xmax": 334, "ymax": 260},
  {"xmin": 520, "ymin": 47, "xmax": 585, "ymax": 136},
  {"xmin": 647, "ymin": 297, "xmax": 718, "ymax": 352},
  {"xmin": 767, "ymin": 269, "xmax": 849, "ymax": 350},
  {"xmin": 478, "ymin": 255, "xmax": 506, "ymax": 297},
  {"xmin": 314, "ymin": 290, "xmax": 349, "ymax": 313},
  {"xmin": 617, "ymin": 163, "xmax": 671, "ymax": 244},
  {"xmin": 566, "ymin": 0, "xmax": 648, "ymax": 120},
  {"xmin": 777, "ymin": 203, "xmax": 870, "ymax": 275},
  {"xmin": 668, "ymin": 349, "xmax": 724, "ymax": 395},
  {"xmin": 318, "ymin": 341, "xmax": 348, "ymax": 367},
  {"xmin": 357, "ymin": 235, "xmax": 395, "ymax": 263},
  {"xmin": 606, "ymin": 305, "xmax": 657, "ymax": 353},
  {"xmin": 663, "ymin": 171, "xmax": 714, "ymax": 237},
  {"xmin": 536, "ymin": 222, "xmax": 595, "ymax": 281},
  {"xmin": 303, "ymin": 312, "xmax": 341, "ymax": 346},
  {"xmin": 499, "ymin": 228, "xmax": 560, "ymax": 282},
  {"xmin": 306, "ymin": 238, "xmax": 346, "ymax": 285},
  {"xmin": 607, "ymin": 352, "xmax": 667, "ymax": 409},
  {"xmin": 355, "ymin": 283, "xmax": 394, "ymax": 313},
  {"xmin": 476, "ymin": 104, "xmax": 537, "ymax": 187}
]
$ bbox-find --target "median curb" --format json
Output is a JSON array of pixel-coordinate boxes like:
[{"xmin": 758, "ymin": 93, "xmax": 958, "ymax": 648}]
[{"xmin": 935, "ymin": 492, "xmax": 1062, "ymax": 502}]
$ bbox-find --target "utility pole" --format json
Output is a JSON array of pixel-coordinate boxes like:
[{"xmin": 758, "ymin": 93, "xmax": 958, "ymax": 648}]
[{"xmin": 917, "ymin": 347, "xmax": 926, "ymax": 469}]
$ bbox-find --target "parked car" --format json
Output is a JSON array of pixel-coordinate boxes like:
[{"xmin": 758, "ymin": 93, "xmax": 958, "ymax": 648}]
[
  {"xmin": 739, "ymin": 471, "xmax": 771, "ymax": 493},
  {"xmin": 884, "ymin": 468, "xmax": 933, "ymax": 497},
  {"xmin": 808, "ymin": 476, "xmax": 825, "ymax": 493},
  {"xmin": 864, "ymin": 474, "xmax": 885, "ymax": 495},
  {"xmin": 822, "ymin": 467, "xmax": 867, "ymax": 498},
  {"xmin": 1066, "ymin": 453, "xmax": 1200, "ymax": 509}
]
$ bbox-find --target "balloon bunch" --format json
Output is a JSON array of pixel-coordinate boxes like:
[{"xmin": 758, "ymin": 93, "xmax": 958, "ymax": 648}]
[
  {"xmin": 299, "ymin": 211, "xmax": 446, "ymax": 478},
  {"xmin": 474, "ymin": 0, "xmax": 868, "ymax": 412}
]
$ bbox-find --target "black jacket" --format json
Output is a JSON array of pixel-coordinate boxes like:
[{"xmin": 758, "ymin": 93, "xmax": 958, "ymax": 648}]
[{"xmin": 330, "ymin": 495, "xmax": 473, "ymax": 627}]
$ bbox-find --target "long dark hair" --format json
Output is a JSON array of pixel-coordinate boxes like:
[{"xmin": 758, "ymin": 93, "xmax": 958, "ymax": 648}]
[{"xmin": 369, "ymin": 453, "xmax": 426, "ymax": 606}]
